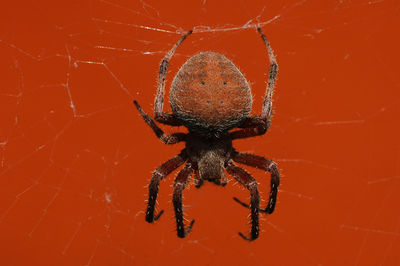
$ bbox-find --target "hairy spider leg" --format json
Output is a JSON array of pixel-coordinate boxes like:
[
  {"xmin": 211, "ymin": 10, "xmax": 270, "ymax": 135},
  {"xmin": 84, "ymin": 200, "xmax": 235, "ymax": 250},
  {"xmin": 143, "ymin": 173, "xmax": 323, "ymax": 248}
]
[
  {"xmin": 258, "ymin": 27, "xmax": 278, "ymax": 120},
  {"xmin": 146, "ymin": 151, "xmax": 187, "ymax": 223},
  {"xmin": 232, "ymin": 152, "xmax": 280, "ymax": 213},
  {"xmin": 133, "ymin": 100, "xmax": 186, "ymax": 144},
  {"xmin": 154, "ymin": 30, "xmax": 193, "ymax": 126},
  {"xmin": 226, "ymin": 162, "xmax": 260, "ymax": 241},
  {"xmin": 230, "ymin": 27, "xmax": 278, "ymax": 140},
  {"xmin": 173, "ymin": 163, "xmax": 195, "ymax": 238}
]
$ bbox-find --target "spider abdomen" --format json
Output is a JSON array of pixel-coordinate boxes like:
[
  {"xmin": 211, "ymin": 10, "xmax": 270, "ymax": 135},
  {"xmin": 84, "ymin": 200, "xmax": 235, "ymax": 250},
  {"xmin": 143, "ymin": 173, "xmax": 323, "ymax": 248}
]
[{"xmin": 170, "ymin": 52, "xmax": 252, "ymax": 135}]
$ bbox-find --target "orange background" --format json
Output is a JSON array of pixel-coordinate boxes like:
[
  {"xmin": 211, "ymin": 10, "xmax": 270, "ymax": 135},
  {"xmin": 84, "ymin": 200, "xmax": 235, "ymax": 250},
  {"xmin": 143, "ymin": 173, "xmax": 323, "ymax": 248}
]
[{"xmin": 0, "ymin": 0, "xmax": 399, "ymax": 265}]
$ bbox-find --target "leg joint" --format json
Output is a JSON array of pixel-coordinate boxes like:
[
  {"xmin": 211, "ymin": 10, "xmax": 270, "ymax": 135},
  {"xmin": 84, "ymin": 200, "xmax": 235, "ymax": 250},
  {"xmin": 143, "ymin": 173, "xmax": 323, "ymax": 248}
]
[
  {"xmin": 267, "ymin": 161, "xmax": 277, "ymax": 171},
  {"xmin": 152, "ymin": 169, "xmax": 165, "ymax": 180},
  {"xmin": 247, "ymin": 180, "xmax": 258, "ymax": 191}
]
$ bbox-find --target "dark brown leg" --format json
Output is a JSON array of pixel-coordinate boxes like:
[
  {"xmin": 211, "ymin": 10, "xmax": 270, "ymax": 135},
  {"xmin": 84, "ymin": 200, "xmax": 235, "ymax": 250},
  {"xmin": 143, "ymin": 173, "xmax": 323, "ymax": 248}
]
[
  {"xmin": 230, "ymin": 27, "xmax": 278, "ymax": 140},
  {"xmin": 173, "ymin": 163, "xmax": 195, "ymax": 238},
  {"xmin": 233, "ymin": 152, "xmax": 280, "ymax": 213},
  {"xmin": 230, "ymin": 116, "xmax": 269, "ymax": 140},
  {"xmin": 146, "ymin": 151, "xmax": 187, "ymax": 223},
  {"xmin": 226, "ymin": 161, "xmax": 260, "ymax": 241},
  {"xmin": 258, "ymin": 27, "xmax": 278, "ymax": 121},
  {"xmin": 154, "ymin": 30, "xmax": 193, "ymax": 126},
  {"xmin": 134, "ymin": 100, "xmax": 186, "ymax": 144}
]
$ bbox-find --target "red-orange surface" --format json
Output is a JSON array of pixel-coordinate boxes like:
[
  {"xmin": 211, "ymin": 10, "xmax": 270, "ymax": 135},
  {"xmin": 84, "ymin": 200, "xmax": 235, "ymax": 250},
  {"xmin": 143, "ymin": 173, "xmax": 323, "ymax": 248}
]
[{"xmin": 1, "ymin": 0, "xmax": 399, "ymax": 265}]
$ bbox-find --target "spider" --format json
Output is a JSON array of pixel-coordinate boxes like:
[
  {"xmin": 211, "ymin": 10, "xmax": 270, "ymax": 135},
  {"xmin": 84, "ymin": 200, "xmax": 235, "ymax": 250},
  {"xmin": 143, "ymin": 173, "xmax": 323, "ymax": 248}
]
[{"xmin": 133, "ymin": 27, "xmax": 280, "ymax": 241}]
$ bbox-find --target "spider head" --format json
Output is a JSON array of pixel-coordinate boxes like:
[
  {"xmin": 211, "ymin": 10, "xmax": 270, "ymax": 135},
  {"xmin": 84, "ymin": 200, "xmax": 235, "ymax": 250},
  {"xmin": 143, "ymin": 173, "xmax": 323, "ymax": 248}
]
[
  {"xmin": 198, "ymin": 150, "xmax": 226, "ymax": 182},
  {"xmin": 170, "ymin": 52, "xmax": 252, "ymax": 137}
]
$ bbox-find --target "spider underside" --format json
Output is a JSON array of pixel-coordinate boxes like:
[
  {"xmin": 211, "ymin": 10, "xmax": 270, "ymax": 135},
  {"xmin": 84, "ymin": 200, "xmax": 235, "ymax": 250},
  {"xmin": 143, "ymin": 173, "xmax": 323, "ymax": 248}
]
[{"xmin": 134, "ymin": 27, "xmax": 280, "ymax": 241}]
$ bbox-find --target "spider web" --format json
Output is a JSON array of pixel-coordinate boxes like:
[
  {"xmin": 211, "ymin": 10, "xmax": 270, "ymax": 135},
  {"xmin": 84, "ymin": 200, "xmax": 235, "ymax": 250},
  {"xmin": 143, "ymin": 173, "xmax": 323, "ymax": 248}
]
[{"xmin": 0, "ymin": 0, "xmax": 399, "ymax": 265}]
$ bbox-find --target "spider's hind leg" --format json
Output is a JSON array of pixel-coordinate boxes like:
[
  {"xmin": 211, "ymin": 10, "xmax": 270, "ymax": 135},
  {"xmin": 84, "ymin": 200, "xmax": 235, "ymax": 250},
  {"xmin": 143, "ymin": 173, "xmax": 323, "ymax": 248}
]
[
  {"xmin": 154, "ymin": 29, "xmax": 193, "ymax": 126},
  {"xmin": 229, "ymin": 27, "xmax": 278, "ymax": 141}
]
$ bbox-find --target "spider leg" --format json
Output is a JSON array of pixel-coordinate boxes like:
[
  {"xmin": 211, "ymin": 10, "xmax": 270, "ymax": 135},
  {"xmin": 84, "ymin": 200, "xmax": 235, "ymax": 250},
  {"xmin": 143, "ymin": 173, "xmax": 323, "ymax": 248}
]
[
  {"xmin": 226, "ymin": 161, "xmax": 260, "ymax": 241},
  {"xmin": 257, "ymin": 27, "xmax": 278, "ymax": 121},
  {"xmin": 230, "ymin": 27, "xmax": 278, "ymax": 140},
  {"xmin": 230, "ymin": 116, "xmax": 269, "ymax": 140},
  {"xmin": 173, "ymin": 162, "xmax": 195, "ymax": 238},
  {"xmin": 134, "ymin": 100, "xmax": 186, "ymax": 144},
  {"xmin": 154, "ymin": 29, "xmax": 193, "ymax": 126},
  {"xmin": 232, "ymin": 152, "xmax": 280, "ymax": 213},
  {"xmin": 146, "ymin": 150, "xmax": 187, "ymax": 223},
  {"xmin": 233, "ymin": 197, "xmax": 251, "ymax": 208}
]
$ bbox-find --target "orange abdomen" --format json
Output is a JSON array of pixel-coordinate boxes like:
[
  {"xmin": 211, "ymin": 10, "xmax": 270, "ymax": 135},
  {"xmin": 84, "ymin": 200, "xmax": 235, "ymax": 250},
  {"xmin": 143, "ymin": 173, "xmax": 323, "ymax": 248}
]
[{"xmin": 170, "ymin": 52, "xmax": 252, "ymax": 135}]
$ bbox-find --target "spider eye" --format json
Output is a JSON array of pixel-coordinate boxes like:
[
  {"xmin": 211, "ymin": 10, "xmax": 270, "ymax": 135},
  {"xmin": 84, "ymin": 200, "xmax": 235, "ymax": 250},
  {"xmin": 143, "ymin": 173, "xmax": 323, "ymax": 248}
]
[
  {"xmin": 201, "ymin": 81, "xmax": 205, "ymax": 85},
  {"xmin": 223, "ymin": 82, "xmax": 227, "ymax": 85}
]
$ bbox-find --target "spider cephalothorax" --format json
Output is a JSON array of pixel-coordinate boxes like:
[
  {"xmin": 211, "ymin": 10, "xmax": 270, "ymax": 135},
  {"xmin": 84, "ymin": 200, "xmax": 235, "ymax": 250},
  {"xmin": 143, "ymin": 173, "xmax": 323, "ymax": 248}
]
[{"xmin": 134, "ymin": 27, "xmax": 280, "ymax": 241}]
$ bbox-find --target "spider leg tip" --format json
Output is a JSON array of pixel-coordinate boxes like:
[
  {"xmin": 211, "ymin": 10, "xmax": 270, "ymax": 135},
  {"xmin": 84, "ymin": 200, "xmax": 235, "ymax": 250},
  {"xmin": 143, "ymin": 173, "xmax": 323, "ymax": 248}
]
[
  {"xmin": 238, "ymin": 232, "xmax": 257, "ymax": 241},
  {"xmin": 260, "ymin": 204, "xmax": 275, "ymax": 214},
  {"xmin": 233, "ymin": 197, "xmax": 250, "ymax": 208},
  {"xmin": 185, "ymin": 219, "xmax": 195, "ymax": 236},
  {"xmin": 154, "ymin": 210, "xmax": 164, "ymax": 221}
]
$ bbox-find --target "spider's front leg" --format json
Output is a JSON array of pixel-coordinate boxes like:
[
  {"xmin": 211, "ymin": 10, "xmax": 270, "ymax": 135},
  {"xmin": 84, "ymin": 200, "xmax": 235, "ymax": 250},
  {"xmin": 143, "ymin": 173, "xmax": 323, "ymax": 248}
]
[
  {"xmin": 146, "ymin": 151, "xmax": 187, "ymax": 223},
  {"xmin": 232, "ymin": 152, "xmax": 280, "ymax": 213},
  {"xmin": 226, "ymin": 161, "xmax": 260, "ymax": 241},
  {"xmin": 173, "ymin": 162, "xmax": 195, "ymax": 238}
]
